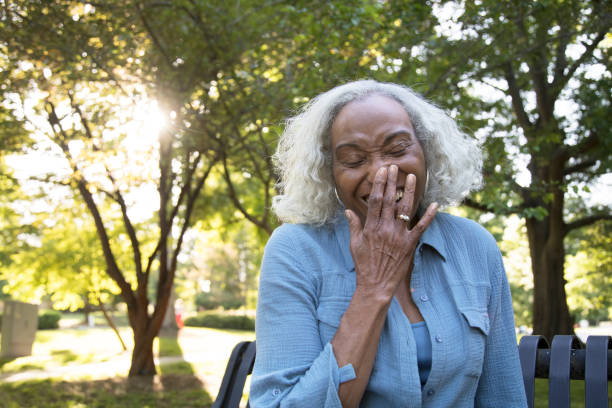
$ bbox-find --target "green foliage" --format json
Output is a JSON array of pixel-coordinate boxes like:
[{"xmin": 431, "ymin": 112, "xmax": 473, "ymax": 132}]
[
  {"xmin": 1, "ymin": 0, "xmax": 610, "ymax": 348},
  {"xmin": 194, "ymin": 291, "xmax": 243, "ymax": 311},
  {"xmin": 37, "ymin": 310, "xmax": 61, "ymax": 330},
  {"xmin": 2, "ymin": 199, "xmax": 129, "ymax": 311},
  {"xmin": 509, "ymin": 282, "xmax": 533, "ymax": 328},
  {"xmin": 175, "ymin": 224, "xmax": 262, "ymax": 313},
  {"xmin": 565, "ymin": 222, "xmax": 612, "ymax": 323},
  {"xmin": 184, "ymin": 312, "xmax": 254, "ymax": 331}
]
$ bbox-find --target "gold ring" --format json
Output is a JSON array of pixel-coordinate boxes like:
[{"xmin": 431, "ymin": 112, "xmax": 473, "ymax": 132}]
[{"xmin": 398, "ymin": 214, "xmax": 410, "ymax": 222}]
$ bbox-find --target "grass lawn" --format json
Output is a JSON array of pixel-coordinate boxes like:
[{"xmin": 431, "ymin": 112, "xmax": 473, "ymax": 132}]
[
  {"xmin": 1, "ymin": 316, "xmax": 609, "ymax": 407},
  {"xmin": 532, "ymin": 378, "xmax": 612, "ymax": 408},
  {"xmin": 0, "ymin": 316, "xmax": 254, "ymax": 407}
]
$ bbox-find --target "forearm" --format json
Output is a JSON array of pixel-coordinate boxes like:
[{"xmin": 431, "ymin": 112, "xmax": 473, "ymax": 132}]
[{"xmin": 331, "ymin": 287, "xmax": 392, "ymax": 408}]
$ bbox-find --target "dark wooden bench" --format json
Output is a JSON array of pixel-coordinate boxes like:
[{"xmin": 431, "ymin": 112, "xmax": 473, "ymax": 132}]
[
  {"xmin": 212, "ymin": 335, "xmax": 611, "ymax": 408},
  {"xmin": 212, "ymin": 341, "xmax": 256, "ymax": 408}
]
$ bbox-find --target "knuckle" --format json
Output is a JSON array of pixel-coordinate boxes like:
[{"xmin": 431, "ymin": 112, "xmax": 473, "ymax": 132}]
[
  {"xmin": 379, "ymin": 225, "xmax": 393, "ymax": 237},
  {"xmin": 383, "ymin": 193, "xmax": 394, "ymax": 205},
  {"xmin": 412, "ymin": 223, "xmax": 426, "ymax": 234},
  {"xmin": 369, "ymin": 194, "xmax": 382, "ymax": 206}
]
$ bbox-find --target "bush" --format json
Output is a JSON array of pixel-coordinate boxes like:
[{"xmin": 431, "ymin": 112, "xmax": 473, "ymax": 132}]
[
  {"xmin": 194, "ymin": 291, "xmax": 244, "ymax": 310},
  {"xmin": 38, "ymin": 310, "xmax": 61, "ymax": 330},
  {"xmin": 184, "ymin": 312, "xmax": 254, "ymax": 331}
]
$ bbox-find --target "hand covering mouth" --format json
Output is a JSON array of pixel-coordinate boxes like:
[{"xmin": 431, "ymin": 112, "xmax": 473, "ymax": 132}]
[{"xmin": 361, "ymin": 189, "xmax": 404, "ymax": 205}]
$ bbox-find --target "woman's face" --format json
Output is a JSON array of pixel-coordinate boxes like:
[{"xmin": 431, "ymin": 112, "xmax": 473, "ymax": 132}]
[{"xmin": 331, "ymin": 94, "xmax": 427, "ymax": 225}]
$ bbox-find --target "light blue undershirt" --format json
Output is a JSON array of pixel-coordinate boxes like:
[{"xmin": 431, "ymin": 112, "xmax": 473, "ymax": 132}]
[{"xmin": 411, "ymin": 321, "xmax": 432, "ymax": 386}]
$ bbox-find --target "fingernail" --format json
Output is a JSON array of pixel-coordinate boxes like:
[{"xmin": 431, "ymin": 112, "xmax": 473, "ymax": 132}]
[
  {"xmin": 377, "ymin": 167, "xmax": 387, "ymax": 177},
  {"xmin": 345, "ymin": 209, "xmax": 351, "ymax": 220}
]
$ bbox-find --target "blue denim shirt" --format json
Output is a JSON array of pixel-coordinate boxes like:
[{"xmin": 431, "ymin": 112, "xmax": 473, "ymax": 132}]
[{"xmin": 251, "ymin": 212, "xmax": 527, "ymax": 407}]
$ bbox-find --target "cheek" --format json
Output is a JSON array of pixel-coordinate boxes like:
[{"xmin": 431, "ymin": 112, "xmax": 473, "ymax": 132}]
[{"xmin": 333, "ymin": 168, "xmax": 359, "ymax": 198}]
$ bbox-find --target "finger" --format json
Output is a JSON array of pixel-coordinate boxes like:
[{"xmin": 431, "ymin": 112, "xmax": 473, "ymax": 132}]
[
  {"xmin": 364, "ymin": 166, "xmax": 387, "ymax": 230},
  {"xmin": 408, "ymin": 202, "xmax": 438, "ymax": 241},
  {"xmin": 396, "ymin": 173, "xmax": 416, "ymax": 222},
  {"xmin": 381, "ymin": 164, "xmax": 398, "ymax": 221}
]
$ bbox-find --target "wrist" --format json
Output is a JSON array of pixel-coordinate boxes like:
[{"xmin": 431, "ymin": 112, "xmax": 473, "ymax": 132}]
[{"xmin": 353, "ymin": 285, "xmax": 394, "ymax": 309}]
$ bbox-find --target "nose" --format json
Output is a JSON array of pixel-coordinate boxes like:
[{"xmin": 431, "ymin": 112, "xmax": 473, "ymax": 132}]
[{"xmin": 366, "ymin": 157, "xmax": 397, "ymax": 183}]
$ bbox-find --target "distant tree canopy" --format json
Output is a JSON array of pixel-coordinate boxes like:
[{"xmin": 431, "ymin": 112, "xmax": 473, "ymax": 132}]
[
  {"xmin": 426, "ymin": 0, "xmax": 612, "ymax": 339},
  {"xmin": 0, "ymin": 0, "xmax": 610, "ymax": 372}
]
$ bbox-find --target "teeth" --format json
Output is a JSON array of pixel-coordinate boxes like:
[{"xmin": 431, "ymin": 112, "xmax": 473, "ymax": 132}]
[{"xmin": 395, "ymin": 190, "xmax": 403, "ymax": 202}]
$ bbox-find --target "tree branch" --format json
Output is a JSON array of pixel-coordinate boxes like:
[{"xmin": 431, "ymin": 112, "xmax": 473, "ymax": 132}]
[
  {"xmin": 76, "ymin": 179, "xmax": 137, "ymax": 308},
  {"xmin": 151, "ymin": 158, "xmax": 215, "ymax": 331},
  {"xmin": 563, "ymin": 158, "xmax": 598, "ymax": 176},
  {"xmin": 551, "ymin": 18, "xmax": 612, "ymax": 100},
  {"xmin": 143, "ymin": 151, "xmax": 201, "ymax": 277},
  {"xmin": 462, "ymin": 197, "xmax": 495, "ymax": 212},
  {"xmin": 45, "ymin": 100, "xmax": 137, "ymax": 309},
  {"xmin": 462, "ymin": 197, "xmax": 523, "ymax": 216},
  {"xmin": 221, "ymin": 153, "xmax": 272, "ymax": 234},
  {"xmin": 503, "ymin": 62, "xmax": 533, "ymax": 131},
  {"xmin": 554, "ymin": 131, "xmax": 600, "ymax": 166},
  {"xmin": 70, "ymin": 98, "xmax": 144, "ymax": 279},
  {"xmin": 565, "ymin": 212, "xmax": 612, "ymax": 233},
  {"xmin": 135, "ymin": 1, "xmax": 175, "ymax": 69}
]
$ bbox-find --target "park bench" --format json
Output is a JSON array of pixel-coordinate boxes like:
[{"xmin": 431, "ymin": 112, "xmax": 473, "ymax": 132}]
[{"xmin": 212, "ymin": 335, "xmax": 611, "ymax": 408}]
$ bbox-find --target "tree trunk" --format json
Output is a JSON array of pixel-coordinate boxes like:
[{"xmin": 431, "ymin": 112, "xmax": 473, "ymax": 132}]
[
  {"xmin": 82, "ymin": 298, "xmax": 91, "ymax": 326},
  {"xmin": 525, "ymin": 216, "xmax": 574, "ymax": 340},
  {"xmin": 127, "ymin": 307, "xmax": 157, "ymax": 376}
]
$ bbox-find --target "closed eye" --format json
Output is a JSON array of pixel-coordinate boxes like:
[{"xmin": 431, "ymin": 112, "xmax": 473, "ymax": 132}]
[
  {"xmin": 343, "ymin": 159, "xmax": 366, "ymax": 168},
  {"xmin": 388, "ymin": 147, "xmax": 406, "ymax": 156}
]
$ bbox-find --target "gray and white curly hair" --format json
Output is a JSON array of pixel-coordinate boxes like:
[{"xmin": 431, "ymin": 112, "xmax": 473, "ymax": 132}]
[{"xmin": 272, "ymin": 80, "xmax": 482, "ymax": 225}]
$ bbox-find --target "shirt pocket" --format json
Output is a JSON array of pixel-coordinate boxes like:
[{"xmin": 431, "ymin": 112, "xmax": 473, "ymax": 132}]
[
  {"xmin": 316, "ymin": 297, "xmax": 351, "ymax": 346},
  {"xmin": 460, "ymin": 308, "xmax": 490, "ymax": 378}
]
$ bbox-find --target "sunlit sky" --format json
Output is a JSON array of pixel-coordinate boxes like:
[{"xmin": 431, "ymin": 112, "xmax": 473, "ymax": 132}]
[{"xmin": 5, "ymin": 90, "xmax": 165, "ymax": 222}]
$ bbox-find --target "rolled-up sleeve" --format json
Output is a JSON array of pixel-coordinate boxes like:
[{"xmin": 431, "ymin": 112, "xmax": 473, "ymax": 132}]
[
  {"xmin": 250, "ymin": 226, "xmax": 356, "ymax": 408},
  {"xmin": 475, "ymin": 249, "xmax": 527, "ymax": 407}
]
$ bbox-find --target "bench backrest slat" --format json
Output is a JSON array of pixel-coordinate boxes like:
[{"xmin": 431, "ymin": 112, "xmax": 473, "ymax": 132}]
[
  {"xmin": 585, "ymin": 336, "xmax": 611, "ymax": 408},
  {"xmin": 549, "ymin": 335, "xmax": 582, "ymax": 408},
  {"xmin": 518, "ymin": 335, "xmax": 549, "ymax": 408}
]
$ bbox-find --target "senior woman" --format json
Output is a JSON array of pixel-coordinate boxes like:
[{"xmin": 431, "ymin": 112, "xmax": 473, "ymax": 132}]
[{"xmin": 250, "ymin": 80, "xmax": 527, "ymax": 407}]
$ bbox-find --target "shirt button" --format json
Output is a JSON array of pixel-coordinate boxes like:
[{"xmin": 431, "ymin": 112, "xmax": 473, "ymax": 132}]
[
  {"xmin": 272, "ymin": 388, "xmax": 280, "ymax": 396},
  {"xmin": 420, "ymin": 294, "xmax": 429, "ymax": 302},
  {"xmin": 427, "ymin": 389, "xmax": 435, "ymax": 396},
  {"xmin": 435, "ymin": 335, "xmax": 443, "ymax": 343}
]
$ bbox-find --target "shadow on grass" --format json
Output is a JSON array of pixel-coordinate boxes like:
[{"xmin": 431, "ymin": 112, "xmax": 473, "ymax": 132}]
[
  {"xmin": 0, "ymin": 377, "xmax": 212, "ymax": 408},
  {"xmin": 157, "ymin": 329, "xmax": 206, "ymax": 393}
]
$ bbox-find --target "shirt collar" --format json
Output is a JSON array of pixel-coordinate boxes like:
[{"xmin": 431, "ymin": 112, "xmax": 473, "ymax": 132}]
[
  {"xmin": 334, "ymin": 212, "xmax": 447, "ymax": 272},
  {"xmin": 419, "ymin": 214, "xmax": 447, "ymax": 261}
]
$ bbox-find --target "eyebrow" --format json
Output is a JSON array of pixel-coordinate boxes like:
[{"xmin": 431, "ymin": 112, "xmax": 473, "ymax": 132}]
[{"xmin": 334, "ymin": 129, "xmax": 413, "ymax": 154}]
